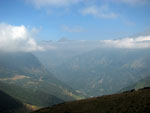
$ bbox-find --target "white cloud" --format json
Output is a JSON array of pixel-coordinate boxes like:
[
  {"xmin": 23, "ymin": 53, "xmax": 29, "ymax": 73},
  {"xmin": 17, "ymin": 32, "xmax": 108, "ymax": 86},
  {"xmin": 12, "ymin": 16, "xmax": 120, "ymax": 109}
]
[
  {"xmin": 80, "ymin": 5, "xmax": 117, "ymax": 18},
  {"xmin": 135, "ymin": 36, "xmax": 150, "ymax": 41},
  {"xmin": 27, "ymin": 0, "xmax": 83, "ymax": 8},
  {"xmin": 102, "ymin": 35, "xmax": 150, "ymax": 49},
  {"xmin": 62, "ymin": 25, "xmax": 84, "ymax": 33},
  {"xmin": 0, "ymin": 23, "xmax": 43, "ymax": 52}
]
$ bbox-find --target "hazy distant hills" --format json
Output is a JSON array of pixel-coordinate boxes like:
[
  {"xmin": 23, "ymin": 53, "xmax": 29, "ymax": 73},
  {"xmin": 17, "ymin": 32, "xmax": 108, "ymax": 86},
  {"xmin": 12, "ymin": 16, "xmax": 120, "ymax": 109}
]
[
  {"xmin": 54, "ymin": 48, "xmax": 150, "ymax": 96},
  {"xmin": 34, "ymin": 46, "xmax": 150, "ymax": 97},
  {"xmin": 121, "ymin": 75, "xmax": 150, "ymax": 92},
  {"xmin": 33, "ymin": 40, "xmax": 102, "ymax": 72},
  {"xmin": 0, "ymin": 51, "xmax": 83, "ymax": 107},
  {"xmin": 0, "ymin": 89, "xmax": 29, "ymax": 113},
  {"xmin": 33, "ymin": 88, "xmax": 150, "ymax": 113}
]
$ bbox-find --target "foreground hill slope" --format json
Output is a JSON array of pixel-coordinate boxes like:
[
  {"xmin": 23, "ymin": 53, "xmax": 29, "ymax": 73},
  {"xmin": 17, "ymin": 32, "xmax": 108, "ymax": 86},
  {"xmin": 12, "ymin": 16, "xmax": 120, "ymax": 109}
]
[
  {"xmin": 0, "ymin": 90, "xmax": 30, "ymax": 113},
  {"xmin": 34, "ymin": 88, "xmax": 150, "ymax": 113}
]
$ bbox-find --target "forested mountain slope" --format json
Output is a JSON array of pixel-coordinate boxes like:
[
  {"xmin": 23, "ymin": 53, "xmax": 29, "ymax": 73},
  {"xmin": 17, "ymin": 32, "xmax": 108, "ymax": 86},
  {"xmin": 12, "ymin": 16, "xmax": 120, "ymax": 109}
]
[{"xmin": 0, "ymin": 52, "xmax": 83, "ymax": 107}]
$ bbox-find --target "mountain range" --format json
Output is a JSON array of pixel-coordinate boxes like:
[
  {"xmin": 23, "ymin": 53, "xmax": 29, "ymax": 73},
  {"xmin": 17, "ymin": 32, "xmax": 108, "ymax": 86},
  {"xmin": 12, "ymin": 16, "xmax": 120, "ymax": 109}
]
[
  {"xmin": 0, "ymin": 51, "xmax": 83, "ymax": 108},
  {"xmin": 0, "ymin": 38, "xmax": 150, "ymax": 112},
  {"xmin": 34, "ymin": 45, "xmax": 150, "ymax": 97},
  {"xmin": 120, "ymin": 75, "xmax": 150, "ymax": 92}
]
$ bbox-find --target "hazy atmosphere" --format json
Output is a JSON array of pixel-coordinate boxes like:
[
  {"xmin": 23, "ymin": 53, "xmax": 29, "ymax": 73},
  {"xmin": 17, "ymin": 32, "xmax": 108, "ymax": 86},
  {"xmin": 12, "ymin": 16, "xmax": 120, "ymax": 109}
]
[{"xmin": 0, "ymin": 0, "xmax": 150, "ymax": 113}]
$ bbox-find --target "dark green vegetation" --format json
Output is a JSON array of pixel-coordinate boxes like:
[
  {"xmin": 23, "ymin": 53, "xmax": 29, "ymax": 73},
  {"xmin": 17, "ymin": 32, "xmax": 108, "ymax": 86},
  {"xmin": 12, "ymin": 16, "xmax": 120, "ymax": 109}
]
[
  {"xmin": 35, "ymin": 47, "xmax": 150, "ymax": 97},
  {"xmin": 0, "ymin": 81, "xmax": 63, "ymax": 107},
  {"xmin": 33, "ymin": 88, "xmax": 150, "ymax": 113},
  {"xmin": 0, "ymin": 90, "xmax": 30, "ymax": 113},
  {"xmin": 0, "ymin": 52, "xmax": 83, "ymax": 107}
]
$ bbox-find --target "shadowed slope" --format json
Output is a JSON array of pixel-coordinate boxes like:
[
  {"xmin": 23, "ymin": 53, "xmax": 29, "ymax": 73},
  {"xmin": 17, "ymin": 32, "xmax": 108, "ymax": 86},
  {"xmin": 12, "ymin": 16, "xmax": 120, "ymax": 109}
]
[{"xmin": 0, "ymin": 90, "xmax": 30, "ymax": 113}]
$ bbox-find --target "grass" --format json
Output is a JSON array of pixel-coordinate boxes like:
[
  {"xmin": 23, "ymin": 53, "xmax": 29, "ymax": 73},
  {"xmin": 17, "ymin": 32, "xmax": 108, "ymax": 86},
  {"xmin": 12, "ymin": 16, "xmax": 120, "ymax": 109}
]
[{"xmin": 33, "ymin": 88, "xmax": 150, "ymax": 113}]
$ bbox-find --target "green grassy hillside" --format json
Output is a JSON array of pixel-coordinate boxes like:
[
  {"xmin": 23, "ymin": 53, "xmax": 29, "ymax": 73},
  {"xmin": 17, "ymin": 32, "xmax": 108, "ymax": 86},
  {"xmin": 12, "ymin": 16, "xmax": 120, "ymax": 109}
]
[
  {"xmin": 0, "ymin": 52, "xmax": 83, "ymax": 107},
  {"xmin": 0, "ymin": 81, "xmax": 63, "ymax": 107},
  {"xmin": 33, "ymin": 88, "xmax": 150, "ymax": 113}
]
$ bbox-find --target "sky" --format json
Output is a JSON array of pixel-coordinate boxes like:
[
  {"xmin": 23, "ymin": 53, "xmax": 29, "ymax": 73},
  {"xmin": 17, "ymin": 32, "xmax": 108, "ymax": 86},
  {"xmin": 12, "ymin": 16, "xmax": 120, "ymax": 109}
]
[{"xmin": 0, "ymin": 0, "xmax": 150, "ymax": 41}]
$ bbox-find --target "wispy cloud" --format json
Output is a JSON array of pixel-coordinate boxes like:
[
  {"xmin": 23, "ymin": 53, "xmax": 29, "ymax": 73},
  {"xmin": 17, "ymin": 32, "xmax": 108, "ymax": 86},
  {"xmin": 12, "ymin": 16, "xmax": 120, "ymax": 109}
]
[
  {"xmin": 124, "ymin": 20, "xmax": 136, "ymax": 26},
  {"xmin": 80, "ymin": 5, "xmax": 117, "ymax": 19},
  {"xmin": 27, "ymin": 0, "xmax": 150, "ymax": 8},
  {"xmin": 26, "ymin": 0, "xmax": 83, "ymax": 8},
  {"xmin": 62, "ymin": 25, "xmax": 85, "ymax": 33},
  {"xmin": 105, "ymin": 0, "xmax": 150, "ymax": 5},
  {"xmin": 0, "ymin": 23, "xmax": 43, "ymax": 52},
  {"xmin": 102, "ymin": 35, "xmax": 150, "ymax": 48}
]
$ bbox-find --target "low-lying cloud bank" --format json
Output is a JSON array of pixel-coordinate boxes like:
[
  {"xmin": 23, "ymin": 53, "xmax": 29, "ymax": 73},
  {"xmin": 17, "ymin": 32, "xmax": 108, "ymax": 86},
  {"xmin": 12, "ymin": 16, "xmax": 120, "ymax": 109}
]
[
  {"xmin": 40, "ymin": 35, "xmax": 150, "ymax": 52},
  {"xmin": 0, "ymin": 23, "xmax": 149, "ymax": 52},
  {"xmin": 102, "ymin": 35, "xmax": 150, "ymax": 49},
  {"xmin": 0, "ymin": 23, "xmax": 43, "ymax": 52}
]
